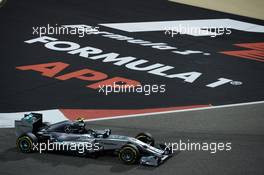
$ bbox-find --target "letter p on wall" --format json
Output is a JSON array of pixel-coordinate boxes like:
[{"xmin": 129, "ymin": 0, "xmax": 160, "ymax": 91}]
[{"xmin": 16, "ymin": 61, "xmax": 141, "ymax": 91}]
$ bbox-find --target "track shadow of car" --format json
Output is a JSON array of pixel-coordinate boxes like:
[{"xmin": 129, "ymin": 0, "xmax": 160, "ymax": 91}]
[{"xmin": 0, "ymin": 147, "xmax": 180, "ymax": 173}]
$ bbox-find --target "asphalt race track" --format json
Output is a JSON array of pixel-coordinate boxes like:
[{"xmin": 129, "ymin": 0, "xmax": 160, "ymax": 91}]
[
  {"xmin": 1, "ymin": 103, "xmax": 264, "ymax": 175},
  {"xmin": 0, "ymin": 0, "xmax": 263, "ymax": 174},
  {"xmin": 0, "ymin": 0, "xmax": 264, "ymax": 112}
]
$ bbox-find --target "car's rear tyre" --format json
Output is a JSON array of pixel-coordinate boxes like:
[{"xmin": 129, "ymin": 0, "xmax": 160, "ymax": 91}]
[
  {"xmin": 16, "ymin": 133, "xmax": 37, "ymax": 153},
  {"xmin": 135, "ymin": 132, "xmax": 155, "ymax": 146},
  {"xmin": 119, "ymin": 144, "xmax": 140, "ymax": 165},
  {"xmin": 75, "ymin": 150, "xmax": 88, "ymax": 157},
  {"xmin": 75, "ymin": 144, "xmax": 89, "ymax": 157}
]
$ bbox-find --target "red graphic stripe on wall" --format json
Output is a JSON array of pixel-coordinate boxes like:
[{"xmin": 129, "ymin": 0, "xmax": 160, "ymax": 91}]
[
  {"xmin": 221, "ymin": 42, "xmax": 264, "ymax": 62},
  {"xmin": 60, "ymin": 105, "xmax": 211, "ymax": 120}
]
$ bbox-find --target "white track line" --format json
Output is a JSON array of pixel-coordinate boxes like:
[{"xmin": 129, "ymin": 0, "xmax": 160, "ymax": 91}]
[
  {"xmin": 0, "ymin": 100, "xmax": 263, "ymax": 128},
  {"xmin": 84, "ymin": 100, "xmax": 264, "ymax": 122}
]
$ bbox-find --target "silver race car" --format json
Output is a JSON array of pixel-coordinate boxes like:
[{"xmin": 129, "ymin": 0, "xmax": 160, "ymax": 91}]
[{"xmin": 15, "ymin": 113, "xmax": 172, "ymax": 166}]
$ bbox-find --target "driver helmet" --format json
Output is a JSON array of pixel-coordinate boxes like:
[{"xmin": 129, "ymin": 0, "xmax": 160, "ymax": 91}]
[{"xmin": 75, "ymin": 117, "xmax": 85, "ymax": 131}]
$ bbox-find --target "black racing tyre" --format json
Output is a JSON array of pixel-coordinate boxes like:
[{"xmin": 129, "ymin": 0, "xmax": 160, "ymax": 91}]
[
  {"xmin": 119, "ymin": 144, "xmax": 140, "ymax": 165},
  {"xmin": 16, "ymin": 133, "xmax": 37, "ymax": 153},
  {"xmin": 75, "ymin": 143, "xmax": 90, "ymax": 157},
  {"xmin": 75, "ymin": 149, "xmax": 88, "ymax": 157},
  {"xmin": 135, "ymin": 132, "xmax": 155, "ymax": 146}
]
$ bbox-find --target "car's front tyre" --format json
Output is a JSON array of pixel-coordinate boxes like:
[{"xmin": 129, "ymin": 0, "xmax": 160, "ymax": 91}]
[{"xmin": 119, "ymin": 144, "xmax": 140, "ymax": 165}]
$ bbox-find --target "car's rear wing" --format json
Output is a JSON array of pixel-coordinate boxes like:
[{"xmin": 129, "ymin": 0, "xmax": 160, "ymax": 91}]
[{"xmin": 15, "ymin": 113, "xmax": 43, "ymax": 137}]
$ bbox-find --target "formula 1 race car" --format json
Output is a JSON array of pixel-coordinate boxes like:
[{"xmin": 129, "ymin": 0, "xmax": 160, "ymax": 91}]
[{"xmin": 15, "ymin": 113, "xmax": 172, "ymax": 166}]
